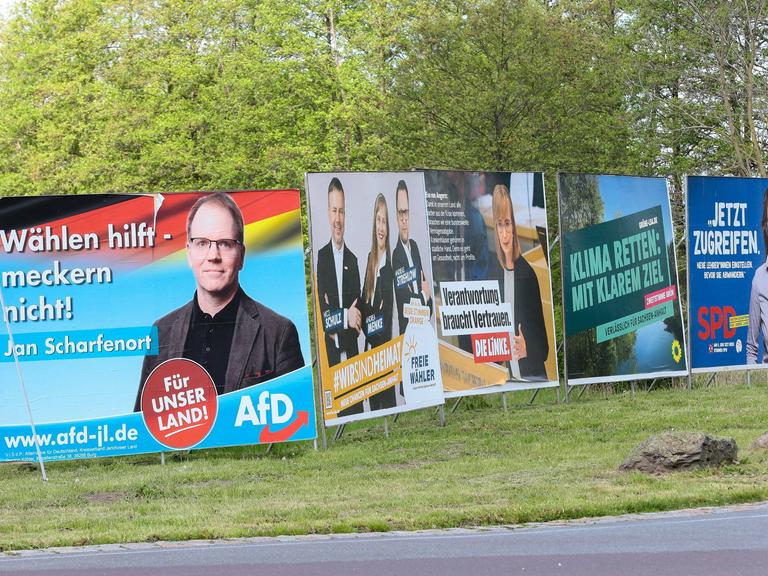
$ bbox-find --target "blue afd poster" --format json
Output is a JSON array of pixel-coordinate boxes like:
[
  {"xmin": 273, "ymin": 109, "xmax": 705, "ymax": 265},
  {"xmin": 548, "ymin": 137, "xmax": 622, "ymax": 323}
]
[
  {"xmin": 0, "ymin": 191, "xmax": 316, "ymax": 462},
  {"xmin": 687, "ymin": 176, "xmax": 768, "ymax": 372}
]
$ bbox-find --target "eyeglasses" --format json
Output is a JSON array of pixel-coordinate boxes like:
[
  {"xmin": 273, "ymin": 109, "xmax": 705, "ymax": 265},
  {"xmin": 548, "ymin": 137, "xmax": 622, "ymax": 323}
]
[
  {"xmin": 188, "ymin": 237, "xmax": 242, "ymax": 258},
  {"xmin": 397, "ymin": 209, "xmax": 409, "ymax": 219},
  {"xmin": 496, "ymin": 219, "xmax": 513, "ymax": 231}
]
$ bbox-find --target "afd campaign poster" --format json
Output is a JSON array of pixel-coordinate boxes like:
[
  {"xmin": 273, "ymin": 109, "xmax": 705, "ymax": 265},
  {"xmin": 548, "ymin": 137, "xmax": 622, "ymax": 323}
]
[
  {"xmin": 687, "ymin": 176, "xmax": 768, "ymax": 372},
  {"xmin": 423, "ymin": 171, "xmax": 559, "ymax": 397},
  {"xmin": 0, "ymin": 191, "xmax": 316, "ymax": 462},
  {"xmin": 306, "ymin": 172, "xmax": 444, "ymax": 426},
  {"xmin": 558, "ymin": 174, "xmax": 687, "ymax": 385}
]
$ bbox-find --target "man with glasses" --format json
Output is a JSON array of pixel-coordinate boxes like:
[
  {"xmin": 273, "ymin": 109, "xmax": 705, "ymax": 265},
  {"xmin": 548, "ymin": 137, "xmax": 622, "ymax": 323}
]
[
  {"xmin": 392, "ymin": 180, "xmax": 432, "ymax": 334},
  {"xmin": 134, "ymin": 192, "xmax": 304, "ymax": 410}
]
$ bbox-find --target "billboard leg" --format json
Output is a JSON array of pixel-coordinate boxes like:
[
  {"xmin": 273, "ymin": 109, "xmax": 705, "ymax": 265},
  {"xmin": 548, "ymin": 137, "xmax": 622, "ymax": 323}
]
[
  {"xmin": 393, "ymin": 413, "xmax": 400, "ymax": 424},
  {"xmin": 706, "ymin": 373, "xmax": 716, "ymax": 387},
  {"xmin": 631, "ymin": 381, "xmax": 636, "ymax": 396},
  {"xmin": 502, "ymin": 393, "xmax": 508, "ymax": 413},
  {"xmin": 528, "ymin": 388, "xmax": 540, "ymax": 405},
  {"xmin": 565, "ymin": 384, "xmax": 570, "ymax": 403},
  {"xmin": 747, "ymin": 371, "xmax": 751, "ymax": 387},
  {"xmin": 313, "ymin": 438, "xmax": 318, "ymax": 451},
  {"xmin": 577, "ymin": 384, "xmax": 588, "ymax": 400},
  {"xmin": 556, "ymin": 387, "xmax": 561, "ymax": 404},
  {"xmin": 160, "ymin": 452, "xmax": 165, "ymax": 466},
  {"xmin": 321, "ymin": 421, "xmax": 328, "ymax": 450},
  {"xmin": 1, "ymin": 286, "xmax": 47, "ymax": 482},
  {"xmin": 438, "ymin": 405, "xmax": 446, "ymax": 427},
  {"xmin": 450, "ymin": 397, "xmax": 463, "ymax": 414},
  {"xmin": 688, "ymin": 373, "xmax": 692, "ymax": 390},
  {"xmin": 333, "ymin": 424, "xmax": 346, "ymax": 442},
  {"xmin": 265, "ymin": 443, "xmax": 273, "ymax": 455},
  {"xmin": 383, "ymin": 417, "xmax": 389, "ymax": 438}
]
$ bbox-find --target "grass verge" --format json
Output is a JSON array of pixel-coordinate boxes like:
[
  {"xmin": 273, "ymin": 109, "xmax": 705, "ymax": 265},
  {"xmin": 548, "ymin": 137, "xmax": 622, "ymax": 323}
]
[{"xmin": 2, "ymin": 381, "xmax": 768, "ymax": 550}]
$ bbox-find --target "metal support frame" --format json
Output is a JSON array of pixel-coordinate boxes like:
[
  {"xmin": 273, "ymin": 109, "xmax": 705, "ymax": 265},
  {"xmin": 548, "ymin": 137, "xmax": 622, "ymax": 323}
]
[
  {"xmin": 333, "ymin": 423, "xmax": 346, "ymax": 441},
  {"xmin": 647, "ymin": 378, "xmax": 658, "ymax": 392},
  {"xmin": 705, "ymin": 372, "xmax": 717, "ymax": 387},
  {"xmin": 502, "ymin": 393, "xmax": 508, "ymax": 413},
  {"xmin": 438, "ymin": 405, "xmax": 446, "ymax": 427},
  {"xmin": 0, "ymin": 285, "xmax": 47, "ymax": 481},
  {"xmin": 450, "ymin": 397, "xmax": 463, "ymax": 414},
  {"xmin": 528, "ymin": 388, "xmax": 540, "ymax": 405}
]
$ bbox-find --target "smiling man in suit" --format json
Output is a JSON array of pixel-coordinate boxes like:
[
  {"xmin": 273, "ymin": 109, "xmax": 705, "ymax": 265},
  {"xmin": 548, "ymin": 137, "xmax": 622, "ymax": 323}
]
[
  {"xmin": 315, "ymin": 177, "xmax": 364, "ymax": 415},
  {"xmin": 134, "ymin": 192, "xmax": 304, "ymax": 411}
]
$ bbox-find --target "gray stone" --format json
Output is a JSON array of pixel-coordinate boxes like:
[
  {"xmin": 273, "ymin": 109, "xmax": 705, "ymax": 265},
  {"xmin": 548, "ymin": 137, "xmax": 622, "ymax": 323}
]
[
  {"xmin": 752, "ymin": 432, "xmax": 768, "ymax": 450},
  {"xmin": 620, "ymin": 432, "xmax": 737, "ymax": 473}
]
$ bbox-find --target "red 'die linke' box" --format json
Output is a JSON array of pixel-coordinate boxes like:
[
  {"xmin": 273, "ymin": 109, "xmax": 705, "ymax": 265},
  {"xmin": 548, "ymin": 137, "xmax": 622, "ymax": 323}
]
[{"xmin": 471, "ymin": 332, "xmax": 513, "ymax": 363}]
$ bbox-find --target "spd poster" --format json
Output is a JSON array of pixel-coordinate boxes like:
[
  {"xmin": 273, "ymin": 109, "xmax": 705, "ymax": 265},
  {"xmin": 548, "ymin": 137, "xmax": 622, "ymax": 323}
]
[
  {"xmin": 687, "ymin": 176, "xmax": 768, "ymax": 372},
  {"xmin": 0, "ymin": 191, "xmax": 315, "ymax": 462},
  {"xmin": 558, "ymin": 174, "xmax": 688, "ymax": 385}
]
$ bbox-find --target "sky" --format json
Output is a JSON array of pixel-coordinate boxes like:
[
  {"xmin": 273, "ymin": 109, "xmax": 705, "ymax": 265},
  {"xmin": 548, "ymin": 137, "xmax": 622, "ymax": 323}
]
[{"xmin": 0, "ymin": 0, "xmax": 16, "ymax": 19}]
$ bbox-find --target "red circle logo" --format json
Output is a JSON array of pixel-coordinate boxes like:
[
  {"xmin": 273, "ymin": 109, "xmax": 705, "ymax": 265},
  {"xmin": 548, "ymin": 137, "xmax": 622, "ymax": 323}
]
[{"xmin": 141, "ymin": 358, "xmax": 218, "ymax": 449}]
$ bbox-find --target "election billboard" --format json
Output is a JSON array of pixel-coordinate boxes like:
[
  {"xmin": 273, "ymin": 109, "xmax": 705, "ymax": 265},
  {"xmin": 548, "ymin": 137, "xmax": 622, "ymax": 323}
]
[
  {"xmin": 306, "ymin": 172, "xmax": 445, "ymax": 426},
  {"xmin": 687, "ymin": 176, "xmax": 768, "ymax": 372},
  {"xmin": 0, "ymin": 191, "xmax": 316, "ymax": 462},
  {"xmin": 423, "ymin": 170, "xmax": 559, "ymax": 397},
  {"xmin": 558, "ymin": 174, "xmax": 687, "ymax": 385}
]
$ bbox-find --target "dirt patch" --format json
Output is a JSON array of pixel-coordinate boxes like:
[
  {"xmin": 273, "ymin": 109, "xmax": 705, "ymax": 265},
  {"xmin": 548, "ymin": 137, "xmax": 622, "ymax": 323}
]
[{"xmin": 84, "ymin": 491, "xmax": 127, "ymax": 504}]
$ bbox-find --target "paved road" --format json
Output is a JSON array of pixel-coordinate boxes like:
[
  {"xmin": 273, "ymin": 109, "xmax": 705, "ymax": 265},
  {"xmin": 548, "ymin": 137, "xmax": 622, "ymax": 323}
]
[{"xmin": 3, "ymin": 503, "xmax": 768, "ymax": 575}]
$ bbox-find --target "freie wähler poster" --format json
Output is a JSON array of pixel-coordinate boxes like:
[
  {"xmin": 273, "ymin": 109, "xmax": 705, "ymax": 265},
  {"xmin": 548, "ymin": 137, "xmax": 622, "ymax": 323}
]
[{"xmin": 305, "ymin": 172, "xmax": 444, "ymax": 427}]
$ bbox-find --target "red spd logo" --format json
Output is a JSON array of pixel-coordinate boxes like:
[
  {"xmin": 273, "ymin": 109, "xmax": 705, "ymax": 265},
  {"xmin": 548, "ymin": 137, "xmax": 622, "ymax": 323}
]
[
  {"xmin": 141, "ymin": 358, "xmax": 218, "ymax": 449},
  {"xmin": 697, "ymin": 306, "xmax": 736, "ymax": 340}
]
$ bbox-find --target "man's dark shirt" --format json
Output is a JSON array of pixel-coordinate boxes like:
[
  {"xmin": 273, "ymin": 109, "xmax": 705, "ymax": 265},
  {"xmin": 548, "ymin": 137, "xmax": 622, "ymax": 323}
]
[{"xmin": 183, "ymin": 290, "xmax": 240, "ymax": 394}]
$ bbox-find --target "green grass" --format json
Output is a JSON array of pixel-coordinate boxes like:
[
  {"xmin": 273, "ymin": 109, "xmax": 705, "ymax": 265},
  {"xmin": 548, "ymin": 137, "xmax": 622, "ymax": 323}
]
[{"xmin": 2, "ymin": 380, "xmax": 768, "ymax": 551}]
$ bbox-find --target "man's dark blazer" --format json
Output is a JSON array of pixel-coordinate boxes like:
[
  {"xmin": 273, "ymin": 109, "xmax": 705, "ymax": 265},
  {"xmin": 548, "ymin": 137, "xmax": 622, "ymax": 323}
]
[
  {"xmin": 392, "ymin": 238, "xmax": 433, "ymax": 334},
  {"xmin": 494, "ymin": 255, "xmax": 549, "ymax": 379},
  {"xmin": 316, "ymin": 240, "xmax": 361, "ymax": 367},
  {"xmin": 134, "ymin": 291, "xmax": 304, "ymax": 411}
]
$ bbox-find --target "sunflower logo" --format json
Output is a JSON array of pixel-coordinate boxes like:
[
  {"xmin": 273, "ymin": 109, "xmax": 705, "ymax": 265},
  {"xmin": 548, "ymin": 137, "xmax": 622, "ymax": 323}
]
[{"xmin": 671, "ymin": 339, "xmax": 682, "ymax": 363}]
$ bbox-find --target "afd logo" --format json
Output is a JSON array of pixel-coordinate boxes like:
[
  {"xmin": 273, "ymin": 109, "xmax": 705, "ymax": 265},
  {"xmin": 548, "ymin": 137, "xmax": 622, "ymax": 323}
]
[{"xmin": 234, "ymin": 391, "xmax": 309, "ymax": 443}]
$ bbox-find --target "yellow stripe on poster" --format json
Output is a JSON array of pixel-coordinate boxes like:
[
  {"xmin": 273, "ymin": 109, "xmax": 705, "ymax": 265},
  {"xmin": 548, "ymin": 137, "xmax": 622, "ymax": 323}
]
[
  {"xmin": 320, "ymin": 336, "xmax": 404, "ymax": 418},
  {"xmin": 729, "ymin": 314, "xmax": 749, "ymax": 329},
  {"xmin": 243, "ymin": 208, "xmax": 302, "ymax": 251},
  {"xmin": 438, "ymin": 341, "xmax": 508, "ymax": 392}
]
